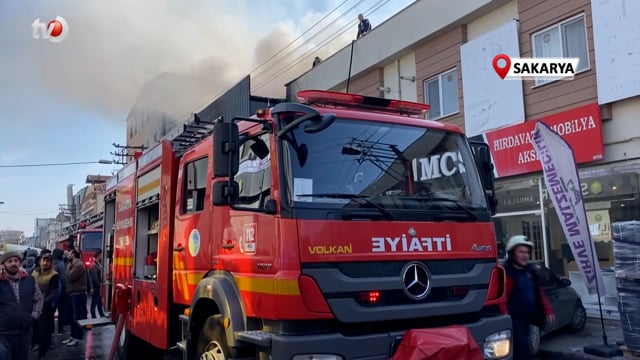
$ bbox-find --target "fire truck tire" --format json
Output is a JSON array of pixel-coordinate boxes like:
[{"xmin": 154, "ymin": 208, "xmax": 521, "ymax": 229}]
[
  {"xmin": 195, "ymin": 314, "xmax": 252, "ymax": 360},
  {"xmin": 117, "ymin": 329, "xmax": 142, "ymax": 359}
]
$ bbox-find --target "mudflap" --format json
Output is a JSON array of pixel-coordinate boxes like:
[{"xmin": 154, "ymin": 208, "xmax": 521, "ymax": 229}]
[{"xmin": 391, "ymin": 325, "xmax": 483, "ymax": 360}]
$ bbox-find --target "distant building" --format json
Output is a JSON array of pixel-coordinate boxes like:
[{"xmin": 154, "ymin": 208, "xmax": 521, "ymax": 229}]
[
  {"xmin": 0, "ymin": 230, "xmax": 25, "ymax": 245},
  {"xmin": 34, "ymin": 218, "xmax": 55, "ymax": 248},
  {"xmin": 126, "ymin": 72, "xmax": 216, "ymax": 151}
]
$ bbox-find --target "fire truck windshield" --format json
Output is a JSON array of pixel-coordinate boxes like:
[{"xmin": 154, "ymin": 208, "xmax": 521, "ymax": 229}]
[
  {"xmin": 282, "ymin": 118, "xmax": 489, "ymax": 221},
  {"xmin": 80, "ymin": 231, "xmax": 102, "ymax": 251}
]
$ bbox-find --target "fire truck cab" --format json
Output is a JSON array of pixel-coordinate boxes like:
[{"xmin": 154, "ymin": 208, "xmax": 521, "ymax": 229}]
[{"xmin": 111, "ymin": 90, "xmax": 512, "ymax": 360}]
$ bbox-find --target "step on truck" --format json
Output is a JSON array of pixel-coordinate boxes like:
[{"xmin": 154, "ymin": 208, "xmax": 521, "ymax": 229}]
[{"xmin": 107, "ymin": 90, "xmax": 512, "ymax": 360}]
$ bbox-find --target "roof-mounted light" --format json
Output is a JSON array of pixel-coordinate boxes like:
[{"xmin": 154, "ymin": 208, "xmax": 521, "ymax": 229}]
[
  {"xmin": 256, "ymin": 108, "xmax": 268, "ymax": 118},
  {"xmin": 297, "ymin": 90, "xmax": 430, "ymax": 117}
]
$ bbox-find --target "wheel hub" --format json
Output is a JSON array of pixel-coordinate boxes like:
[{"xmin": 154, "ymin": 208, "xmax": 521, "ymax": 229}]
[{"xmin": 200, "ymin": 341, "xmax": 225, "ymax": 360}]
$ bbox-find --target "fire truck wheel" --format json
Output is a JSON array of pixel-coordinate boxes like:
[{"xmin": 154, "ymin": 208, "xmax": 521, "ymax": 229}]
[
  {"xmin": 117, "ymin": 329, "xmax": 141, "ymax": 359},
  {"xmin": 196, "ymin": 314, "xmax": 234, "ymax": 360}
]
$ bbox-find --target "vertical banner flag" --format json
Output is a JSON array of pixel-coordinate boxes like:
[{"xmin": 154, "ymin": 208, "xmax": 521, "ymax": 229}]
[{"xmin": 532, "ymin": 121, "xmax": 606, "ymax": 295}]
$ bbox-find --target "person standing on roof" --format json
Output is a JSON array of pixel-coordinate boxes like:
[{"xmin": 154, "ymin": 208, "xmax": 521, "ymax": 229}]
[
  {"xmin": 356, "ymin": 13, "xmax": 372, "ymax": 39},
  {"xmin": 499, "ymin": 235, "xmax": 555, "ymax": 360},
  {"xmin": 0, "ymin": 251, "xmax": 44, "ymax": 360}
]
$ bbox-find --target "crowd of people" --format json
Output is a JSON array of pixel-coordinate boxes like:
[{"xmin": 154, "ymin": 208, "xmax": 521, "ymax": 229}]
[{"xmin": 0, "ymin": 247, "xmax": 105, "ymax": 360}]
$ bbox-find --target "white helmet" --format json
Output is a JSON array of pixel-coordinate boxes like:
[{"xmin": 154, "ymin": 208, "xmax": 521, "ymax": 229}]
[{"xmin": 505, "ymin": 235, "xmax": 533, "ymax": 253}]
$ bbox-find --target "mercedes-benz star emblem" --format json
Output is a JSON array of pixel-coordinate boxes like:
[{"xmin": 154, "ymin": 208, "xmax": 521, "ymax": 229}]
[{"xmin": 401, "ymin": 261, "xmax": 431, "ymax": 300}]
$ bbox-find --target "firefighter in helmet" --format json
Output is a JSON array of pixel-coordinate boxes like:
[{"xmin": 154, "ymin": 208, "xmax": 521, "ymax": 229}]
[{"xmin": 499, "ymin": 235, "xmax": 555, "ymax": 359}]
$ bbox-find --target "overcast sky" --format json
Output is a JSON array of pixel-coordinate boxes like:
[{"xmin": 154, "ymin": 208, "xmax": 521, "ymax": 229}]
[{"xmin": 0, "ymin": 0, "xmax": 415, "ymax": 236}]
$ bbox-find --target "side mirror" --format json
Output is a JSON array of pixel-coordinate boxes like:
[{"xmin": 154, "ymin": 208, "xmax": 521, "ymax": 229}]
[
  {"xmin": 469, "ymin": 141, "xmax": 495, "ymax": 191},
  {"xmin": 469, "ymin": 141, "xmax": 497, "ymax": 215},
  {"xmin": 212, "ymin": 180, "xmax": 238, "ymax": 206},
  {"xmin": 213, "ymin": 122, "xmax": 239, "ymax": 177},
  {"xmin": 560, "ymin": 278, "xmax": 571, "ymax": 287}
]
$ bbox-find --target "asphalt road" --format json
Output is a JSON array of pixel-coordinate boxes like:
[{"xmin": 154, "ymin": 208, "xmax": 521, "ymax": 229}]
[{"xmin": 28, "ymin": 322, "xmax": 182, "ymax": 360}]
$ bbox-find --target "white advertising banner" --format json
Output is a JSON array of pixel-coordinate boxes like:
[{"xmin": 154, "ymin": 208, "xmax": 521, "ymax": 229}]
[{"xmin": 532, "ymin": 121, "xmax": 606, "ymax": 295}]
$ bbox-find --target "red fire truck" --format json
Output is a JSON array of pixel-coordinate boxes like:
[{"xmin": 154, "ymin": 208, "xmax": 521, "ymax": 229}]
[
  {"xmin": 108, "ymin": 90, "xmax": 512, "ymax": 359},
  {"xmin": 56, "ymin": 215, "xmax": 104, "ymax": 268}
]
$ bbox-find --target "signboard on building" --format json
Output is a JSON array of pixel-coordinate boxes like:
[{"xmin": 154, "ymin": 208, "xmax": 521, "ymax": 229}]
[{"xmin": 476, "ymin": 102, "xmax": 604, "ymax": 178}]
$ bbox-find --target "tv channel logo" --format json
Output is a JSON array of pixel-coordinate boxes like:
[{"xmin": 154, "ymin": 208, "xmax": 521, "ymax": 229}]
[{"xmin": 32, "ymin": 16, "xmax": 69, "ymax": 43}]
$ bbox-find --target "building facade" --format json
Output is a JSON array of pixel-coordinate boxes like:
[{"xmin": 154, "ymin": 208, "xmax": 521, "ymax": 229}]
[
  {"xmin": 286, "ymin": 0, "xmax": 640, "ymax": 297},
  {"xmin": 33, "ymin": 218, "xmax": 54, "ymax": 248},
  {"xmin": 126, "ymin": 72, "xmax": 220, "ymax": 150}
]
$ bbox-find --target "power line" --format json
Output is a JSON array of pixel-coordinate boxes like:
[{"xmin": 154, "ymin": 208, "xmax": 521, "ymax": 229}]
[
  {"xmin": 0, "ymin": 161, "xmax": 113, "ymax": 168},
  {"xmin": 254, "ymin": 0, "xmax": 390, "ymax": 91},
  {"xmin": 169, "ymin": 0, "xmax": 367, "ymax": 122},
  {"xmin": 253, "ymin": 0, "xmax": 389, "ymax": 90},
  {"xmin": 249, "ymin": 0, "xmax": 353, "ymax": 75},
  {"xmin": 0, "ymin": 210, "xmax": 59, "ymax": 216},
  {"xmin": 251, "ymin": 0, "xmax": 366, "ymax": 79}
]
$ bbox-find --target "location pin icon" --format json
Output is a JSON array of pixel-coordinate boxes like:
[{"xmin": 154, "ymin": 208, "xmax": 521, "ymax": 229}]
[{"xmin": 492, "ymin": 54, "xmax": 511, "ymax": 79}]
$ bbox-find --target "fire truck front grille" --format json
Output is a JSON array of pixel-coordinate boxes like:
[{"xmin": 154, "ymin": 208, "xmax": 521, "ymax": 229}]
[
  {"xmin": 301, "ymin": 259, "xmax": 496, "ymax": 324},
  {"xmin": 334, "ymin": 259, "xmax": 482, "ymax": 278}
]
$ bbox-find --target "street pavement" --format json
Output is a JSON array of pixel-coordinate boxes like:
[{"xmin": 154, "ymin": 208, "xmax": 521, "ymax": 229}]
[
  {"xmin": 33, "ymin": 316, "xmax": 631, "ymax": 359},
  {"xmin": 538, "ymin": 317, "xmax": 630, "ymax": 359},
  {"xmin": 28, "ymin": 321, "xmax": 182, "ymax": 360}
]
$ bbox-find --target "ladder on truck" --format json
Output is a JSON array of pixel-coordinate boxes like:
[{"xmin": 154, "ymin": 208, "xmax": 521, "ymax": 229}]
[{"xmin": 58, "ymin": 211, "xmax": 105, "ymax": 238}]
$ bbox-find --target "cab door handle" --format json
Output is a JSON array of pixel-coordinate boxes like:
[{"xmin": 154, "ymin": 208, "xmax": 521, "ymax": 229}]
[
  {"xmin": 222, "ymin": 242, "xmax": 235, "ymax": 250},
  {"xmin": 173, "ymin": 245, "xmax": 185, "ymax": 252}
]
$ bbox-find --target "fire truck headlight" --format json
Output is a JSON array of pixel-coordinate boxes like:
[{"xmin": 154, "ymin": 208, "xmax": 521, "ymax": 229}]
[
  {"xmin": 483, "ymin": 330, "xmax": 511, "ymax": 359},
  {"xmin": 292, "ymin": 355, "xmax": 343, "ymax": 360}
]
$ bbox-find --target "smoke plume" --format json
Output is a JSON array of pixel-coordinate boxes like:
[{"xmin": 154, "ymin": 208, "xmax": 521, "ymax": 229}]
[{"xmin": 0, "ymin": 0, "xmax": 357, "ymax": 123}]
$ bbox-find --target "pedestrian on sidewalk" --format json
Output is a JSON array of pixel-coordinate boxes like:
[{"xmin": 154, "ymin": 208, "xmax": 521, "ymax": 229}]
[
  {"xmin": 499, "ymin": 235, "xmax": 555, "ymax": 360},
  {"xmin": 32, "ymin": 253, "xmax": 60, "ymax": 360},
  {"xmin": 89, "ymin": 250, "xmax": 106, "ymax": 318},
  {"xmin": 0, "ymin": 251, "xmax": 44, "ymax": 360},
  {"xmin": 52, "ymin": 248, "xmax": 67, "ymax": 336},
  {"xmin": 62, "ymin": 249, "xmax": 87, "ymax": 347}
]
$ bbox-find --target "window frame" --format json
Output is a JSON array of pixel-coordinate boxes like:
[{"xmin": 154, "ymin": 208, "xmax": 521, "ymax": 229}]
[
  {"xmin": 423, "ymin": 67, "xmax": 459, "ymax": 120},
  {"xmin": 531, "ymin": 13, "xmax": 591, "ymax": 86},
  {"xmin": 181, "ymin": 156, "xmax": 209, "ymax": 214}
]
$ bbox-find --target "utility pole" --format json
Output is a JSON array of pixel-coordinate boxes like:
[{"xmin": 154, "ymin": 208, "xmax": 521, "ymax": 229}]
[{"xmin": 110, "ymin": 143, "xmax": 146, "ymax": 165}]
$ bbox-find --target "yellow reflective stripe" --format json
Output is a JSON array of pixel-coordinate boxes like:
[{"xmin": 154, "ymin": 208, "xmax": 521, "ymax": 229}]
[
  {"xmin": 113, "ymin": 257, "xmax": 134, "ymax": 266},
  {"xmin": 187, "ymin": 273, "xmax": 202, "ymax": 286},
  {"xmin": 234, "ymin": 276, "xmax": 300, "ymax": 296},
  {"xmin": 137, "ymin": 179, "xmax": 160, "ymax": 197}
]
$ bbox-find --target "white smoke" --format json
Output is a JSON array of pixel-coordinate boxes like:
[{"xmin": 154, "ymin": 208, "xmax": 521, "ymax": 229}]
[{"xmin": 0, "ymin": 0, "xmax": 363, "ymax": 123}]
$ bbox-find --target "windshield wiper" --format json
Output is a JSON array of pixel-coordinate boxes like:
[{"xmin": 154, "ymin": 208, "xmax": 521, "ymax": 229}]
[
  {"xmin": 295, "ymin": 193, "xmax": 394, "ymax": 220},
  {"xmin": 412, "ymin": 196, "xmax": 479, "ymax": 221}
]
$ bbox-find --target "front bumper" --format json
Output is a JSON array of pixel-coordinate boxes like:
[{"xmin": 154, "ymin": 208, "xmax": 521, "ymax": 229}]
[{"xmin": 262, "ymin": 314, "xmax": 512, "ymax": 360}]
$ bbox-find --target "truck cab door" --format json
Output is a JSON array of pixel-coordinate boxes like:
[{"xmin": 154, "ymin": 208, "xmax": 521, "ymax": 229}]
[
  {"xmin": 214, "ymin": 131, "xmax": 278, "ymax": 306},
  {"xmin": 173, "ymin": 154, "xmax": 211, "ymax": 305}
]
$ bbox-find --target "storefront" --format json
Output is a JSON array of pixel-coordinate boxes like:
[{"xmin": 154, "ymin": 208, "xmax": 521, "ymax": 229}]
[{"xmin": 475, "ymin": 102, "xmax": 640, "ymax": 278}]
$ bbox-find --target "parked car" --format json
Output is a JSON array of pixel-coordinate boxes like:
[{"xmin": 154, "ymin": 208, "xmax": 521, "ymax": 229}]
[{"xmin": 529, "ymin": 262, "xmax": 587, "ymax": 355}]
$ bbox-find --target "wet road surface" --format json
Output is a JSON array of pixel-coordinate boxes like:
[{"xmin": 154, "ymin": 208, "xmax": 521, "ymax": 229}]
[{"xmin": 29, "ymin": 321, "xmax": 182, "ymax": 360}]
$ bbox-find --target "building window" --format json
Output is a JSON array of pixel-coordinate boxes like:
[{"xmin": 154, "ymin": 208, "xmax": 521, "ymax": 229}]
[
  {"xmin": 424, "ymin": 68, "xmax": 459, "ymax": 120},
  {"xmin": 532, "ymin": 14, "xmax": 589, "ymax": 86},
  {"xmin": 182, "ymin": 157, "xmax": 208, "ymax": 213}
]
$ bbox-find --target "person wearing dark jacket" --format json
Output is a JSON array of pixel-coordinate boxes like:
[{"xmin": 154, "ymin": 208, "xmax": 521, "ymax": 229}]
[
  {"xmin": 89, "ymin": 250, "xmax": 105, "ymax": 318},
  {"xmin": 61, "ymin": 249, "xmax": 87, "ymax": 346},
  {"xmin": 51, "ymin": 248, "xmax": 67, "ymax": 335},
  {"xmin": 499, "ymin": 235, "xmax": 555, "ymax": 360},
  {"xmin": 356, "ymin": 13, "xmax": 372, "ymax": 39},
  {"xmin": 0, "ymin": 251, "xmax": 44, "ymax": 360},
  {"xmin": 32, "ymin": 253, "xmax": 60, "ymax": 360}
]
